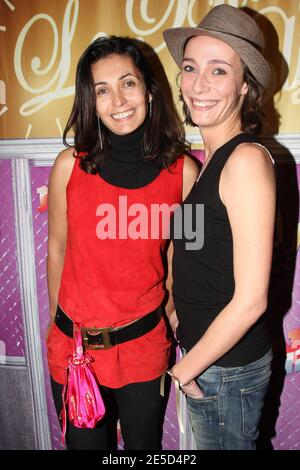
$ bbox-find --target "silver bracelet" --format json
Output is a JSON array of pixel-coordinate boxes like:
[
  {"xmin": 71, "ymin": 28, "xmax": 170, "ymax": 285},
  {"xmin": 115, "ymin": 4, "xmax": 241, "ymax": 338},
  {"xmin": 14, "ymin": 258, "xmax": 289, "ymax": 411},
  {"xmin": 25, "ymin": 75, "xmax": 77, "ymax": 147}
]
[{"xmin": 166, "ymin": 369, "xmax": 193, "ymax": 391}]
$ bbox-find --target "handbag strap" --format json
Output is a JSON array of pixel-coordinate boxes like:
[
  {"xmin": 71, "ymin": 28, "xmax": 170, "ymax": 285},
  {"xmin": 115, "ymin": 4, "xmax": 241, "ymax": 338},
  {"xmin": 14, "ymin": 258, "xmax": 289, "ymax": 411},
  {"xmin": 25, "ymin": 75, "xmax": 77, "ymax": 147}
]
[
  {"xmin": 61, "ymin": 321, "xmax": 84, "ymax": 445},
  {"xmin": 73, "ymin": 322, "xmax": 84, "ymax": 356}
]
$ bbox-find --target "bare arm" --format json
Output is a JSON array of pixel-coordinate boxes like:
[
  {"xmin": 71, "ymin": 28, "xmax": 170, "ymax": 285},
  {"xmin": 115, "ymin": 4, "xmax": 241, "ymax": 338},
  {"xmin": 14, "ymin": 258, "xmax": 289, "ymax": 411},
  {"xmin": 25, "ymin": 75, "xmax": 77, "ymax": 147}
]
[
  {"xmin": 164, "ymin": 242, "xmax": 178, "ymax": 332},
  {"xmin": 171, "ymin": 144, "xmax": 276, "ymax": 390},
  {"xmin": 46, "ymin": 148, "xmax": 75, "ymax": 336}
]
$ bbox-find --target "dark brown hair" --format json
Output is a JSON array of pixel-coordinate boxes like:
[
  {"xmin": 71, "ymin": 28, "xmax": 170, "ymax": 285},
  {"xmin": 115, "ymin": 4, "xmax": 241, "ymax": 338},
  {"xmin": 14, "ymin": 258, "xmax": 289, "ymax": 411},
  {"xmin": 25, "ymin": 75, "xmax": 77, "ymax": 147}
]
[
  {"xmin": 63, "ymin": 36, "xmax": 190, "ymax": 173},
  {"xmin": 240, "ymin": 64, "xmax": 265, "ymax": 135}
]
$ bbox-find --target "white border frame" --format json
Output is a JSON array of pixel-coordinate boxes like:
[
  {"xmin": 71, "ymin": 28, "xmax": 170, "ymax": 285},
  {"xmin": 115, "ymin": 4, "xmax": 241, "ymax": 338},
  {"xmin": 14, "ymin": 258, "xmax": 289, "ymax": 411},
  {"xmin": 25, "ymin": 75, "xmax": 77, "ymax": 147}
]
[
  {"xmin": 11, "ymin": 158, "xmax": 51, "ymax": 449},
  {"xmin": 0, "ymin": 356, "xmax": 26, "ymax": 366},
  {"xmin": 186, "ymin": 133, "xmax": 300, "ymax": 161},
  {"xmin": 0, "ymin": 133, "xmax": 300, "ymax": 161}
]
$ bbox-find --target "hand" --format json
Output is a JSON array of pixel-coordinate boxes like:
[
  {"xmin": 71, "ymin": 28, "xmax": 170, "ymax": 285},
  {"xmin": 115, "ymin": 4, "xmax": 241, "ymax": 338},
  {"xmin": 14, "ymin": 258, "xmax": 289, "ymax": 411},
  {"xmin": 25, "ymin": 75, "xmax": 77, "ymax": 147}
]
[{"xmin": 181, "ymin": 379, "xmax": 204, "ymax": 399}]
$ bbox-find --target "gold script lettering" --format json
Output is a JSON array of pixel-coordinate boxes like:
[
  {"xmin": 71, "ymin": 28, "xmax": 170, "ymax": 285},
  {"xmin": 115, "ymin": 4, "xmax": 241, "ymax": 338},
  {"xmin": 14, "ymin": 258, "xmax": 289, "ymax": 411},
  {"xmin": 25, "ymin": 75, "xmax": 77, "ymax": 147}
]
[{"xmin": 14, "ymin": 0, "xmax": 79, "ymax": 116}]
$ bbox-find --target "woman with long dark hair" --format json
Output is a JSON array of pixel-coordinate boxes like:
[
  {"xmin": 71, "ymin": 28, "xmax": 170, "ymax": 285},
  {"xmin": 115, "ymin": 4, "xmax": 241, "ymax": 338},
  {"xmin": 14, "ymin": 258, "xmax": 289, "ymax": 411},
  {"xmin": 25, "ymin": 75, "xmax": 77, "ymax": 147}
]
[{"xmin": 46, "ymin": 36, "xmax": 199, "ymax": 450}]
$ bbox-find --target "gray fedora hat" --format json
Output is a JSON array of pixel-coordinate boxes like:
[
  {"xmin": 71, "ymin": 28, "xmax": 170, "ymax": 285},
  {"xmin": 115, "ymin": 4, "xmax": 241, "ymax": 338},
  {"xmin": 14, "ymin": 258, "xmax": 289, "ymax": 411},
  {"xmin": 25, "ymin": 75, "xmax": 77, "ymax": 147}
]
[{"xmin": 163, "ymin": 4, "xmax": 271, "ymax": 89}]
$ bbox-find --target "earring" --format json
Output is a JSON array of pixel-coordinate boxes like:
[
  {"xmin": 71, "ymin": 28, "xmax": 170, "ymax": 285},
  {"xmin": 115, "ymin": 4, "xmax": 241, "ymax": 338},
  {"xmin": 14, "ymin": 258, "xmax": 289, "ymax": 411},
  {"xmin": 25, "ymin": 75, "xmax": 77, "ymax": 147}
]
[
  {"xmin": 149, "ymin": 100, "xmax": 152, "ymax": 118},
  {"xmin": 97, "ymin": 115, "xmax": 103, "ymax": 150}
]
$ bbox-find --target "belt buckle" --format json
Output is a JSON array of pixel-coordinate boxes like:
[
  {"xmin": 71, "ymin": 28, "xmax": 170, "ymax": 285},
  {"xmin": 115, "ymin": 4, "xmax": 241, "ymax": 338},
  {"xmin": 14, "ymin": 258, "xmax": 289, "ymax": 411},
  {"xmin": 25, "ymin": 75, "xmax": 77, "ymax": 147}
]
[{"xmin": 81, "ymin": 326, "xmax": 113, "ymax": 350}]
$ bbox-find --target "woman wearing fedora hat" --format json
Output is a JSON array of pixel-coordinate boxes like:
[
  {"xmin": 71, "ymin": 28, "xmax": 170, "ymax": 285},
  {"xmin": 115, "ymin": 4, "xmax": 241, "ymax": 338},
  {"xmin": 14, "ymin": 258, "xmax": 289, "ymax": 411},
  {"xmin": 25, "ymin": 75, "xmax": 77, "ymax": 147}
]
[{"xmin": 163, "ymin": 5, "xmax": 276, "ymax": 450}]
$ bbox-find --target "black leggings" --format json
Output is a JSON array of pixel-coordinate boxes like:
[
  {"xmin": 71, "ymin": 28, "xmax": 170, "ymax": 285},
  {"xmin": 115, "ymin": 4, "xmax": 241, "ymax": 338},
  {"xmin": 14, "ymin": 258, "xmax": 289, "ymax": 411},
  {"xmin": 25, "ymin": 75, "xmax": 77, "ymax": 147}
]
[{"xmin": 51, "ymin": 376, "xmax": 164, "ymax": 450}]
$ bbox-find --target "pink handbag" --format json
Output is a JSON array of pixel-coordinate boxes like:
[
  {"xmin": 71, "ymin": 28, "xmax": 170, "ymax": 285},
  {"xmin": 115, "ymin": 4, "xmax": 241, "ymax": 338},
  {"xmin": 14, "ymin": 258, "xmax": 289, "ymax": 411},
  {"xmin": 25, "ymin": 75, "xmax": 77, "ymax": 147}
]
[{"xmin": 61, "ymin": 322, "xmax": 106, "ymax": 444}]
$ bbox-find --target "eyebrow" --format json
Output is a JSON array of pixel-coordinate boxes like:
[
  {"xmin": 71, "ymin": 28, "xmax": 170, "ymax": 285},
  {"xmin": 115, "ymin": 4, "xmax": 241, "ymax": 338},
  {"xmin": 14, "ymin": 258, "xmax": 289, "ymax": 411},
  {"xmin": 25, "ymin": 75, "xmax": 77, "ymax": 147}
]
[
  {"xmin": 94, "ymin": 72, "xmax": 140, "ymax": 86},
  {"xmin": 182, "ymin": 57, "xmax": 232, "ymax": 67},
  {"xmin": 208, "ymin": 59, "xmax": 232, "ymax": 67}
]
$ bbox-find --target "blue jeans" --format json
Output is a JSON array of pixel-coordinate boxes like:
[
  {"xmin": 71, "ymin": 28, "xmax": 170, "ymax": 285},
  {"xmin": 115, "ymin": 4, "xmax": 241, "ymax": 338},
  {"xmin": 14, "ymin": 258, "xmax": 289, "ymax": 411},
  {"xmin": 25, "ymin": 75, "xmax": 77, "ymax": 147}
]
[{"xmin": 186, "ymin": 349, "xmax": 272, "ymax": 450}]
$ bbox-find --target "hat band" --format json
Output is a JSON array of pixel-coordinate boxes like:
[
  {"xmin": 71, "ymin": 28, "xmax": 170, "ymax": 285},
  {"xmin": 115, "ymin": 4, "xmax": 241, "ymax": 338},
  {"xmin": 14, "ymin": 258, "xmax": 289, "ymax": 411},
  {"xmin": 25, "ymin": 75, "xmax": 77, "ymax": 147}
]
[{"xmin": 201, "ymin": 27, "xmax": 263, "ymax": 52}]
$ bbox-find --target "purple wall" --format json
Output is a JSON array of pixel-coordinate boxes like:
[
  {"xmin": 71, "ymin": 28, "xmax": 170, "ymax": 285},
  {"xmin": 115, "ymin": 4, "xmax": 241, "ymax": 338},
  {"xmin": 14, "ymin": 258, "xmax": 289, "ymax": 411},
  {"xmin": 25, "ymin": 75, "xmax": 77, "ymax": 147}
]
[
  {"xmin": 270, "ymin": 165, "xmax": 300, "ymax": 450},
  {"xmin": 0, "ymin": 160, "xmax": 24, "ymax": 358}
]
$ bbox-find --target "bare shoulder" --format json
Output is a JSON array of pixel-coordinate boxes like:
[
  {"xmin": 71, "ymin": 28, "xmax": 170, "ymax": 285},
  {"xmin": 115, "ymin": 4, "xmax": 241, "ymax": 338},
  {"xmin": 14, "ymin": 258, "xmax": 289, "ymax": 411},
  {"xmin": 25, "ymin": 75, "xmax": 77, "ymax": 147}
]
[
  {"xmin": 50, "ymin": 147, "xmax": 76, "ymax": 186},
  {"xmin": 53, "ymin": 146, "xmax": 76, "ymax": 171},
  {"xmin": 220, "ymin": 142, "xmax": 275, "ymax": 207},
  {"xmin": 223, "ymin": 143, "xmax": 274, "ymax": 186},
  {"xmin": 183, "ymin": 154, "xmax": 200, "ymax": 178},
  {"xmin": 225, "ymin": 142, "xmax": 274, "ymax": 176}
]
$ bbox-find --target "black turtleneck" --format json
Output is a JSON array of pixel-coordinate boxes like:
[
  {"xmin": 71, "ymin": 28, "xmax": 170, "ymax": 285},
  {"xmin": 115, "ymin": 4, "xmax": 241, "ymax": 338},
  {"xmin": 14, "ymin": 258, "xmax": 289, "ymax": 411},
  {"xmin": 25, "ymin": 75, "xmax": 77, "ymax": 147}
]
[{"xmin": 99, "ymin": 122, "xmax": 161, "ymax": 189}]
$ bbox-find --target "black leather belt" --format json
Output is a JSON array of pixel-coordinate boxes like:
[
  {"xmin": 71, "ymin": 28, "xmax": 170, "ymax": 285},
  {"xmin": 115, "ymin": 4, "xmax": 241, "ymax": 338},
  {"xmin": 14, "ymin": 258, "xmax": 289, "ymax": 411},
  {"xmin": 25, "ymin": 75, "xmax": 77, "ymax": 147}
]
[{"xmin": 55, "ymin": 304, "xmax": 162, "ymax": 350}]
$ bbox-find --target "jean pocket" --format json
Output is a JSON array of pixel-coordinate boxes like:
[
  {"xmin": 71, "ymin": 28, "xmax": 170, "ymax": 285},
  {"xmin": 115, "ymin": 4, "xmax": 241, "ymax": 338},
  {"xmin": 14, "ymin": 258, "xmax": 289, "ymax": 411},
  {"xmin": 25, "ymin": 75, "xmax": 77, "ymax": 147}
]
[
  {"xmin": 241, "ymin": 376, "xmax": 270, "ymax": 438},
  {"xmin": 188, "ymin": 393, "xmax": 218, "ymax": 403},
  {"xmin": 186, "ymin": 384, "xmax": 214, "ymax": 403},
  {"xmin": 188, "ymin": 369, "xmax": 223, "ymax": 402}
]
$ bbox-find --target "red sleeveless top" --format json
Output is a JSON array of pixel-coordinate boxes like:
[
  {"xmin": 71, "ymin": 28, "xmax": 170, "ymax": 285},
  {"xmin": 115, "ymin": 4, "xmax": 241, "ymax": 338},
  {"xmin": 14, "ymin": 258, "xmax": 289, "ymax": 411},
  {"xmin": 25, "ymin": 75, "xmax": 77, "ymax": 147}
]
[{"xmin": 47, "ymin": 156, "xmax": 184, "ymax": 387}]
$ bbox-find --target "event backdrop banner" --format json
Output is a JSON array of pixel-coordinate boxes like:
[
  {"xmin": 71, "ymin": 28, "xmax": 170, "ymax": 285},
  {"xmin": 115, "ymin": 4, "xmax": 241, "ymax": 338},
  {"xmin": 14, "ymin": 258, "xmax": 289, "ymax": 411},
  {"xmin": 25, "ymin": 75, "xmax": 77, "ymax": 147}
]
[{"xmin": 0, "ymin": 0, "xmax": 299, "ymax": 138}]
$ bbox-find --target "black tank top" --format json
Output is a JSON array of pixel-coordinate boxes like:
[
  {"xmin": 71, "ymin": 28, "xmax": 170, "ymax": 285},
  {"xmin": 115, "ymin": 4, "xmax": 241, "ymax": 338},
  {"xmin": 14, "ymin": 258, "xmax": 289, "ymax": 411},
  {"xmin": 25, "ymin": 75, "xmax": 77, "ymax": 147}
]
[{"xmin": 172, "ymin": 133, "xmax": 271, "ymax": 366}]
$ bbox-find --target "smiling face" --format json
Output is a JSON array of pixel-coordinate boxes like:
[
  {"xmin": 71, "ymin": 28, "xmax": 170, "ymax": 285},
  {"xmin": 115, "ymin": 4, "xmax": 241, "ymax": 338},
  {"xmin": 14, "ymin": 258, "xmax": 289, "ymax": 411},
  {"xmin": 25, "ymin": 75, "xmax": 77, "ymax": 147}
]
[
  {"xmin": 92, "ymin": 53, "xmax": 150, "ymax": 135},
  {"xmin": 181, "ymin": 35, "xmax": 248, "ymax": 132}
]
